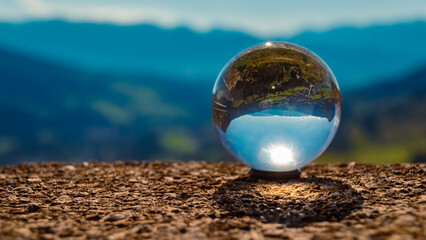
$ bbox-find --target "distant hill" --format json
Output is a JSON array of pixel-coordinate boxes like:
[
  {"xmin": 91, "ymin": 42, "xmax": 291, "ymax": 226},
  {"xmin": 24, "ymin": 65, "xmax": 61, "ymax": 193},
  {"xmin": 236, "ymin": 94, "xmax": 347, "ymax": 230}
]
[
  {"xmin": 0, "ymin": 21, "xmax": 426, "ymax": 90},
  {"xmin": 345, "ymin": 63, "xmax": 426, "ymax": 142},
  {"xmin": 0, "ymin": 47, "xmax": 217, "ymax": 165},
  {"xmin": 323, "ymin": 64, "xmax": 426, "ymax": 164}
]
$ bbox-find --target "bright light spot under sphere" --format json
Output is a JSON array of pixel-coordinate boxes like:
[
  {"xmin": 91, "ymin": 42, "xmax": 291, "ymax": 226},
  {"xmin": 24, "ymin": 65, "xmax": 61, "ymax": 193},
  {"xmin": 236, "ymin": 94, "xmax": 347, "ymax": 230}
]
[
  {"xmin": 264, "ymin": 145, "xmax": 294, "ymax": 165},
  {"xmin": 212, "ymin": 42, "xmax": 341, "ymax": 172}
]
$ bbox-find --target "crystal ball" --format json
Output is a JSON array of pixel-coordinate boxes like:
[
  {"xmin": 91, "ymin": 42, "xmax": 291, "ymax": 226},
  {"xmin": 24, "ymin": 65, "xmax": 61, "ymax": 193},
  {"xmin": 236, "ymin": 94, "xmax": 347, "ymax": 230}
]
[{"xmin": 212, "ymin": 42, "xmax": 341, "ymax": 172}]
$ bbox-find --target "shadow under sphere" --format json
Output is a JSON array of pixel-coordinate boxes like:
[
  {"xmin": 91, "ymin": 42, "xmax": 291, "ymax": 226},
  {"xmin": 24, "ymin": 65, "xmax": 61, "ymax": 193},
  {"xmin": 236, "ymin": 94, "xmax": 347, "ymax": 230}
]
[{"xmin": 213, "ymin": 177, "xmax": 364, "ymax": 228}]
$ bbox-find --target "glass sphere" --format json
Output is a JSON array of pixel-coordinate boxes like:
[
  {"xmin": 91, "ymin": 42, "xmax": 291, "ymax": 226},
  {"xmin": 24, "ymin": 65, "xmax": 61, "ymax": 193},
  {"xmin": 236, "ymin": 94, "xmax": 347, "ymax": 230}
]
[{"xmin": 212, "ymin": 42, "xmax": 341, "ymax": 172}]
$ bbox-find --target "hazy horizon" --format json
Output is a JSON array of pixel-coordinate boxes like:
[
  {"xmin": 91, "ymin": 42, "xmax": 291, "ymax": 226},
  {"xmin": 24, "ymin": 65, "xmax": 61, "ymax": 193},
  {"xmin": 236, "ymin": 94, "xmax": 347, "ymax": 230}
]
[{"xmin": 1, "ymin": 0, "xmax": 426, "ymax": 37}]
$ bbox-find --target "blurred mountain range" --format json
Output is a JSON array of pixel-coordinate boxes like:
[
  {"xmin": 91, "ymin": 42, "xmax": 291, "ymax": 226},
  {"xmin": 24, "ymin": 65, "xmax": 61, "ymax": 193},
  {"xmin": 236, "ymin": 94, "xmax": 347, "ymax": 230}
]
[
  {"xmin": 0, "ymin": 21, "xmax": 426, "ymax": 90},
  {"xmin": 0, "ymin": 21, "xmax": 425, "ymax": 165}
]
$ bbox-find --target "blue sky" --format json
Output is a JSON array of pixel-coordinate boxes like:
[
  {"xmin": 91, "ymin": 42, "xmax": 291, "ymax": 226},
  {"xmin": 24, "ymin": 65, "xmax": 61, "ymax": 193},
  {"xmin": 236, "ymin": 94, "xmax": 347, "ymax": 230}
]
[{"xmin": 1, "ymin": 0, "xmax": 426, "ymax": 36}]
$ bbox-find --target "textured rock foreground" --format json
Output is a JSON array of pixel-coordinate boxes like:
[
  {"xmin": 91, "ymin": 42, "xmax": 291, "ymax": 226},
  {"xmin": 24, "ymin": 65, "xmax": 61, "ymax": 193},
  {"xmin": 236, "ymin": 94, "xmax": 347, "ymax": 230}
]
[{"xmin": 0, "ymin": 162, "xmax": 424, "ymax": 240}]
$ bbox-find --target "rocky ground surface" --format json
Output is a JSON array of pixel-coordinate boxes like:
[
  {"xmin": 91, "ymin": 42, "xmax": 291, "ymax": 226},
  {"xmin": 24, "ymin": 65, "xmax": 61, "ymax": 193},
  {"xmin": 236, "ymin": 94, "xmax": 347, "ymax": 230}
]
[{"xmin": 0, "ymin": 162, "xmax": 424, "ymax": 240}]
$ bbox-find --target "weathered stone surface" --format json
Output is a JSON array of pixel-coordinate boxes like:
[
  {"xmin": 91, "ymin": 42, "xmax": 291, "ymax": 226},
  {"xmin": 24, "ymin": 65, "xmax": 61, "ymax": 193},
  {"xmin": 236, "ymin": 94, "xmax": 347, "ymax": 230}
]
[{"xmin": 0, "ymin": 162, "xmax": 424, "ymax": 239}]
